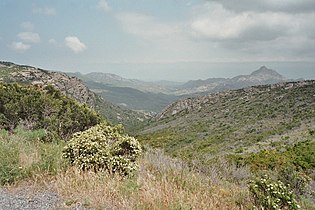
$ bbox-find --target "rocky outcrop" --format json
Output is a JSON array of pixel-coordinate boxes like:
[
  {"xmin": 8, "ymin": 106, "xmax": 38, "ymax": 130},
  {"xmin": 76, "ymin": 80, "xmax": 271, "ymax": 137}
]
[{"xmin": 1, "ymin": 62, "xmax": 96, "ymax": 108}]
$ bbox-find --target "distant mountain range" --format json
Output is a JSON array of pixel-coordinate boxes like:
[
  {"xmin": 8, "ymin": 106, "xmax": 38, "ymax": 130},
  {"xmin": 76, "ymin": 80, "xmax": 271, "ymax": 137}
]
[
  {"xmin": 1, "ymin": 61, "xmax": 297, "ymax": 114},
  {"xmin": 174, "ymin": 66, "xmax": 286, "ymax": 95},
  {"xmin": 71, "ymin": 66, "xmax": 290, "ymax": 112}
]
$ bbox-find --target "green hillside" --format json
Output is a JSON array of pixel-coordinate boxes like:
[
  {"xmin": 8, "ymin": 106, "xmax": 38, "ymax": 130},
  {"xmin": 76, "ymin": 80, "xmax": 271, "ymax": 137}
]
[
  {"xmin": 0, "ymin": 61, "xmax": 148, "ymax": 132},
  {"xmin": 138, "ymin": 81, "xmax": 315, "ymax": 165},
  {"xmin": 0, "ymin": 82, "xmax": 102, "ymax": 140}
]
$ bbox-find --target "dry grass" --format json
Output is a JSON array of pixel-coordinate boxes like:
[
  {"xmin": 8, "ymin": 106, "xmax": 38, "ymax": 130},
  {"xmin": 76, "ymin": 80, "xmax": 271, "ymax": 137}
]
[{"xmin": 47, "ymin": 149, "xmax": 249, "ymax": 209}]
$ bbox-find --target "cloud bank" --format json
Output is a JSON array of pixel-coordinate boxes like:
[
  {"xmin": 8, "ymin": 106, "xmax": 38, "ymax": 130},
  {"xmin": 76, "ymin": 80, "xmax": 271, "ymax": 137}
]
[
  {"xmin": 17, "ymin": 32, "xmax": 41, "ymax": 43},
  {"xmin": 10, "ymin": 42, "xmax": 31, "ymax": 53}
]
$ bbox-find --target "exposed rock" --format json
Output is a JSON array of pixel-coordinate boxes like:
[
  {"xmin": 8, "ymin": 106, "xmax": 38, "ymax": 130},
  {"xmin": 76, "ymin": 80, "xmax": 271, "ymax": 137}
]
[{"xmin": 1, "ymin": 63, "xmax": 96, "ymax": 108}]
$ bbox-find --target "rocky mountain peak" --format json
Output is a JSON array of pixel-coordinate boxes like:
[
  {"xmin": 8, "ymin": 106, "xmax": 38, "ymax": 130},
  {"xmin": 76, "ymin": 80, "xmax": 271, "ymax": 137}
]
[{"xmin": 250, "ymin": 66, "xmax": 285, "ymax": 79}]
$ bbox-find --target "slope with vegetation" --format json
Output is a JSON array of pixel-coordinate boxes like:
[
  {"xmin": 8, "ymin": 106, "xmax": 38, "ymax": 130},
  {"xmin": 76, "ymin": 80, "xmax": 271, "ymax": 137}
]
[
  {"xmin": 141, "ymin": 80, "xmax": 315, "ymax": 161},
  {"xmin": 138, "ymin": 80, "xmax": 315, "ymax": 209},
  {"xmin": 87, "ymin": 80, "xmax": 179, "ymax": 112},
  {"xmin": 0, "ymin": 61, "xmax": 148, "ymax": 132},
  {"xmin": 0, "ymin": 82, "xmax": 102, "ymax": 140}
]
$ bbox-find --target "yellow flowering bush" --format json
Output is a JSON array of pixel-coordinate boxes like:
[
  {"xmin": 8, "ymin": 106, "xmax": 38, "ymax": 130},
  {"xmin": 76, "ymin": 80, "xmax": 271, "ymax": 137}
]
[
  {"xmin": 249, "ymin": 175, "xmax": 300, "ymax": 210},
  {"xmin": 62, "ymin": 123, "xmax": 142, "ymax": 175}
]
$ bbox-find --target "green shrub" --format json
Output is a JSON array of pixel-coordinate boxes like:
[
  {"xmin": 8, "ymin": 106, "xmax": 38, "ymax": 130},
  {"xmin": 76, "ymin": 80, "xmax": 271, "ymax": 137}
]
[
  {"xmin": 0, "ymin": 82, "xmax": 102, "ymax": 140},
  {"xmin": 242, "ymin": 141, "xmax": 315, "ymax": 172},
  {"xmin": 62, "ymin": 123, "xmax": 142, "ymax": 176},
  {"xmin": 249, "ymin": 175, "xmax": 300, "ymax": 210},
  {"xmin": 278, "ymin": 167, "xmax": 312, "ymax": 197}
]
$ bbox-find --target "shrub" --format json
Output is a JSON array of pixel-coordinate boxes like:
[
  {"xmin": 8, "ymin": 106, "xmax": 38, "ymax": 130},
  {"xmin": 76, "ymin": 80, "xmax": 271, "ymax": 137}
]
[
  {"xmin": 0, "ymin": 82, "xmax": 102, "ymax": 140},
  {"xmin": 62, "ymin": 123, "xmax": 142, "ymax": 176},
  {"xmin": 249, "ymin": 175, "xmax": 300, "ymax": 210},
  {"xmin": 278, "ymin": 167, "xmax": 312, "ymax": 197}
]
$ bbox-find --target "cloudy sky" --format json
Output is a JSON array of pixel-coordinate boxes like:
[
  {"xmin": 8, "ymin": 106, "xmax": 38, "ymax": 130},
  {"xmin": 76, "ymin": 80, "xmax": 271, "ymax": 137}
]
[{"xmin": 0, "ymin": 0, "xmax": 314, "ymax": 81}]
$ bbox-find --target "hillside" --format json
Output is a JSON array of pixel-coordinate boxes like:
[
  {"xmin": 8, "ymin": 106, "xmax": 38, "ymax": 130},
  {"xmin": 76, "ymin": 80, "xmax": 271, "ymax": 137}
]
[
  {"xmin": 0, "ymin": 82, "xmax": 102, "ymax": 139},
  {"xmin": 0, "ymin": 61, "xmax": 96, "ymax": 108},
  {"xmin": 0, "ymin": 61, "xmax": 147, "ymax": 131},
  {"xmin": 138, "ymin": 80, "xmax": 315, "ymax": 164}
]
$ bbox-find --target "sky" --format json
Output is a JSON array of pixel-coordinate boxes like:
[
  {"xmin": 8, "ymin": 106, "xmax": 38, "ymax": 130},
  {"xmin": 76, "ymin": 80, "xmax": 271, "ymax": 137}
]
[{"xmin": 0, "ymin": 0, "xmax": 314, "ymax": 81}]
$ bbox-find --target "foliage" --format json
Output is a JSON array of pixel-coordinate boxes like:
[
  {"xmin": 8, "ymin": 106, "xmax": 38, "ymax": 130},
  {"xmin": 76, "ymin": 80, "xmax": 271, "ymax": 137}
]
[
  {"xmin": 138, "ymin": 81, "xmax": 315, "ymax": 163},
  {"xmin": 0, "ymin": 82, "xmax": 102, "ymax": 140},
  {"xmin": 242, "ymin": 141, "xmax": 315, "ymax": 172},
  {"xmin": 62, "ymin": 123, "xmax": 142, "ymax": 176},
  {"xmin": 278, "ymin": 167, "xmax": 312, "ymax": 197},
  {"xmin": 94, "ymin": 94, "xmax": 149, "ymax": 134},
  {"xmin": 249, "ymin": 175, "xmax": 300, "ymax": 210},
  {"xmin": 0, "ymin": 128, "xmax": 67, "ymax": 185}
]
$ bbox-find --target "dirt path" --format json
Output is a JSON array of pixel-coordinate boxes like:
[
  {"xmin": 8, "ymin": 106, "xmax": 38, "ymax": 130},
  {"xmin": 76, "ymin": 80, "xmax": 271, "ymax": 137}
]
[{"xmin": 0, "ymin": 187, "xmax": 88, "ymax": 210}]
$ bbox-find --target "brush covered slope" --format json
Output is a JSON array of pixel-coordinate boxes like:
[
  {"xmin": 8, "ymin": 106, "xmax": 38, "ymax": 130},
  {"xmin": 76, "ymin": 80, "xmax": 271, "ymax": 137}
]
[
  {"xmin": 139, "ymin": 80, "xmax": 315, "ymax": 164},
  {"xmin": 0, "ymin": 61, "xmax": 97, "ymax": 108},
  {"xmin": 0, "ymin": 82, "xmax": 102, "ymax": 140},
  {"xmin": 0, "ymin": 61, "xmax": 148, "ymax": 131}
]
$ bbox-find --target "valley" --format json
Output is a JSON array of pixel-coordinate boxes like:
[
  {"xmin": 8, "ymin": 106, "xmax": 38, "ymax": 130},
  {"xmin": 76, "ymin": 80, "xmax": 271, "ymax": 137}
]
[
  {"xmin": 0, "ymin": 61, "xmax": 314, "ymax": 209},
  {"xmin": 71, "ymin": 65, "xmax": 290, "ymax": 113}
]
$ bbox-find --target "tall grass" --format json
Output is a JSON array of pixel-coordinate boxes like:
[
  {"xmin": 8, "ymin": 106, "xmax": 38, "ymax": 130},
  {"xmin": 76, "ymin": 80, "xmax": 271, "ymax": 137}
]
[
  {"xmin": 2, "ymin": 128, "xmax": 312, "ymax": 209},
  {"xmin": 0, "ymin": 128, "xmax": 67, "ymax": 185},
  {"xmin": 50, "ymin": 148, "xmax": 250, "ymax": 209}
]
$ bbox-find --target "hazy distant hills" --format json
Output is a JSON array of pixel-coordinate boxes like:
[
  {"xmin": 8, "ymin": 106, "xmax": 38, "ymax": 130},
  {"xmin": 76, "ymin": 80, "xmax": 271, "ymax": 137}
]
[
  {"xmin": 69, "ymin": 72, "xmax": 180, "ymax": 94},
  {"xmin": 72, "ymin": 66, "xmax": 288, "ymax": 112},
  {"xmin": 175, "ymin": 66, "xmax": 287, "ymax": 95},
  {"xmin": 86, "ymin": 81, "xmax": 180, "ymax": 113}
]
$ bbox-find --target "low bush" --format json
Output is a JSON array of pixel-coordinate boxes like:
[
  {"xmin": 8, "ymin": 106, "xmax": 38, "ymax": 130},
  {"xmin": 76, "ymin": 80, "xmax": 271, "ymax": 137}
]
[
  {"xmin": 249, "ymin": 175, "xmax": 300, "ymax": 210},
  {"xmin": 279, "ymin": 167, "xmax": 312, "ymax": 197},
  {"xmin": 62, "ymin": 123, "xmax": 142, "ymax": 176}
]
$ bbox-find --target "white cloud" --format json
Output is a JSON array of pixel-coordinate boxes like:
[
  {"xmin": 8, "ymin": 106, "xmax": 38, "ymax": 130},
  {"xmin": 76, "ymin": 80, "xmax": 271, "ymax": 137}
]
[
  {"xmin": 10, "ymin": 42, "xmax": 31, "ymax": 53},
  {"xmin": 190, "ymin": 2, "xmax": 313, "ymax": 42},
  {"xmin": 116, "ymin": 13, "xmax": 181, "ymax": 40},
  {"xmin": 20, "ymin": 22, "xmax": 34, "ymax": 31},
  {"xmin": 64, "ymin": 36, "xmax": 87, "ymax": 53},
  {"xmin": 33, "ymin": 6, "xmax": 56, "ymax": 16},
  {"xmin": 17, "ymin": 32, "xmax": 41, "ymax": 43},
  {"xmin": 97, "ymin": 0, "xmax": 111, "ymax": 12}
]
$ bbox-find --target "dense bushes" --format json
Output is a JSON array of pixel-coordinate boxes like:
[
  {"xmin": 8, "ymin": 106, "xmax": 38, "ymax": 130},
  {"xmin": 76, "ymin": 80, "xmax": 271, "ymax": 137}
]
[
  {"xmin": 241, "ymin": 141, "xmax": 315, "ymax": 172},
  {"xmin": 0, "ymin": 82, "xmax": 102, "ymax": 140},
  {"xmin": 62, "ymin": 123, "xmax": 142, "ymax": 176}
]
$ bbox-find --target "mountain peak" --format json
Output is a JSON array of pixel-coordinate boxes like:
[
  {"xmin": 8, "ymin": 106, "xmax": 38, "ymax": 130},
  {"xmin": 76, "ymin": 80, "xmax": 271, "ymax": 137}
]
[{"xmin": 251, "ymin": 66, "xmax": 282, "ymax": 77}]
